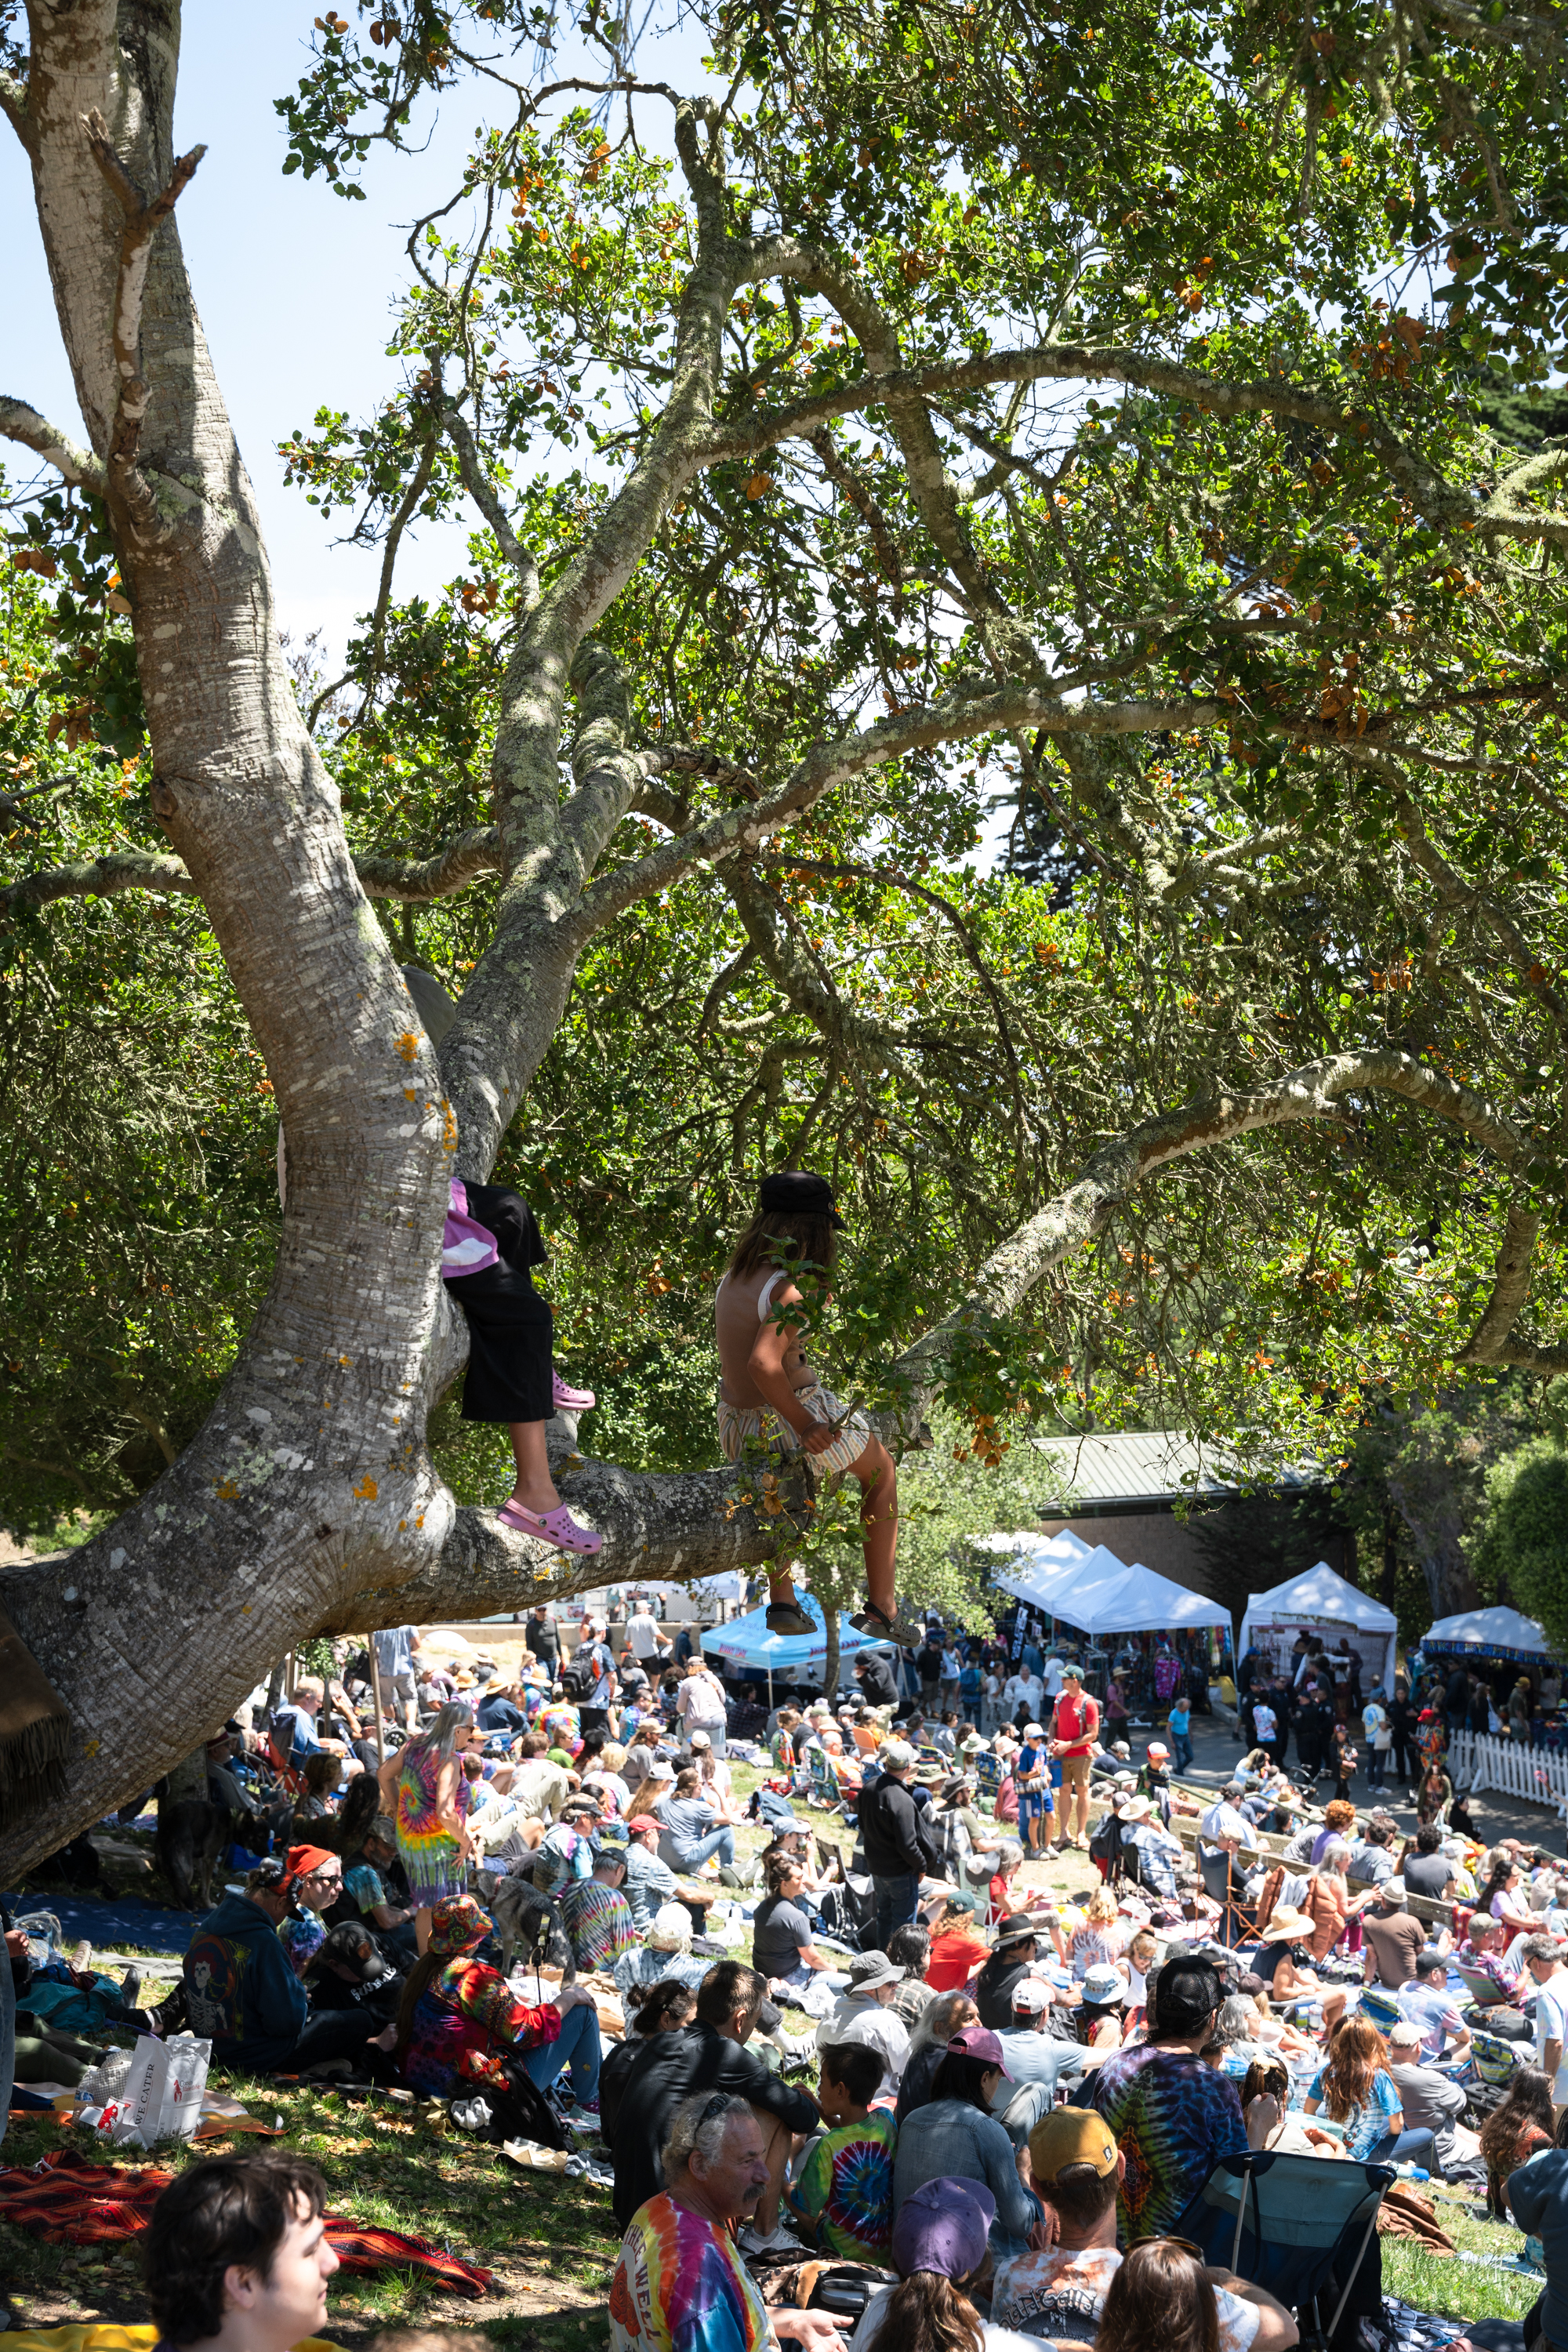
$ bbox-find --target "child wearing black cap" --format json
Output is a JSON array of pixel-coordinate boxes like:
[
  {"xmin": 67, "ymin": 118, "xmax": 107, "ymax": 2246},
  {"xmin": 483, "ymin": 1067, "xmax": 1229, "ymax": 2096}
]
[{"xmin": 716, "ymin": 1170, "xmax": 907, "ymax": 1640}]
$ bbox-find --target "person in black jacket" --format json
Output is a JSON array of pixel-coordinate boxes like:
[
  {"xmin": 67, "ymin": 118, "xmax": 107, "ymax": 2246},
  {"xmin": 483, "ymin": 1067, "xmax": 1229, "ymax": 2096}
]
[
  {"xmin": 609, "ymin": 1960, "xmax": 818, "ymax": 2241},
  {"xmin": 858, "ymin": 1740, "xmax": 939, "ymax": 1948},
  {"xmin": 854, "ymin": 1648, "xmax": 902, "ymax": 1713},
  {"xmin": 975, "ymin": 1914, "xmax": 1046, "ymax": 2030},
  {"xmin": 443, "ymin": 1182, "xmax": 601, "ymax": 1554}
]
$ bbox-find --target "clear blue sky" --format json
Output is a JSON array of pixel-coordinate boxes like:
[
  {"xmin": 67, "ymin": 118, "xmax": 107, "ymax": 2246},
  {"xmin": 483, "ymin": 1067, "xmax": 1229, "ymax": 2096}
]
[{"xmin": 3, "ymin": 9, "xmax": 710, "ymax": 652}]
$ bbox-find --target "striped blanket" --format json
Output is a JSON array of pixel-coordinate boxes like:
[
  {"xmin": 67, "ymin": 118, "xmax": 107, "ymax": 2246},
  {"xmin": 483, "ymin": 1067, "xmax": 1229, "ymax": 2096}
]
[{"xmin": 0, "ymin": 2150, "xmax": 493, "ymax": 2299}]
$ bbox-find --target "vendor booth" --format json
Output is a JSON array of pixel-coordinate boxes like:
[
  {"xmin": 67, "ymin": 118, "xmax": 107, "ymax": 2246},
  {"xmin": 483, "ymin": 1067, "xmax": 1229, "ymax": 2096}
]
[
  {"xmin": 1238, "ymin": 1562, "xmax": 1398, "ymax": 1694},
  {"xmin": 699, "ymin": 1585, "xmax": 895, "ymax": 1704},
  {"xmin": 990, "ymin": 1542, "xmax": 1230, "ymax": 1704},
  {"xmin": 1418, "ymin": 1604, "xmax": 1558, "ymax": 1666}
]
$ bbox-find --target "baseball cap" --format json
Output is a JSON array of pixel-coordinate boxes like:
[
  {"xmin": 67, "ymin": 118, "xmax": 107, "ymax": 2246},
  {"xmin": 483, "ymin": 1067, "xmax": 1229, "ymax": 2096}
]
[
  {"xmin": 1028, "ymin": 2106, "xmax": 1118, "ymax": 2182},
  {"xmin": 891, "ymin": 2178, "xmax": 995, "ymax": 2281},
  {"xmin": 1010, "ymin": 1976, "xmax": 1054, "ymax": 2016},
  {"xmin": 1023, "ymin": 1722, "xmax": 1045, "ymax": 1739},
  {"xmin": 881, "ymin": 1738, "xmax": 916, "ymax": 1771},
  {"xmin": 946, "ymin": 2024, "xmax": 1010, "ymax": 2074},
  {"xmin": 689, "ymin": 1730, "xmax": 712, "ymax": 1748},
  {"xmin": 1081, "ymin": 1962, "xmax": 1124, "ymax": 2005},
  {"xmin": 1146, "ymin": 1742, "xmax": 1169, "ymax": 1760},
  {"xmin": 1417, "ymin": 1946, "xmax": 1448, "ymax": 1974},
  {"xmin": 626, "ymin": 1814, "xmax": 660, "ymax": 1835},
  {"xmin": 1061, "ymin": 1665, "xmax": 1083, "ymax": 1683}
]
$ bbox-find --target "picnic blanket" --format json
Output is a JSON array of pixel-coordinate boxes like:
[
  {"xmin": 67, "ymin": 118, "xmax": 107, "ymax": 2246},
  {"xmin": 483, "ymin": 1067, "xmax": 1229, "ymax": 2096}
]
[
  {"xmin": 1, "ymin": 1894, "xmax": 192, "ymax": 1959},
  {"xmin": 0, "ymin": 2149, "xmax": 493, "ymax": 2298}
]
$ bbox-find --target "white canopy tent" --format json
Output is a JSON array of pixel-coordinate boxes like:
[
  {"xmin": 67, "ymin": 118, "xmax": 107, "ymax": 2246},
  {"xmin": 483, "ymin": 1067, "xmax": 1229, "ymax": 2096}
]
[
  {"xmin": 1047, "ymin": 1559, "xmax": 1232, "ymax": 1639},
  {"xmin": 1421, "ymin": 1604, "xmax": 1559, "ymax": 1664},
  {"xmin": 1238, "ymin": 1562, "xmax": 1399, "ymax": 1693},
  {"xmin": 990, "ymin": 1537, "xmax": 1229, "ymax": 1643}
]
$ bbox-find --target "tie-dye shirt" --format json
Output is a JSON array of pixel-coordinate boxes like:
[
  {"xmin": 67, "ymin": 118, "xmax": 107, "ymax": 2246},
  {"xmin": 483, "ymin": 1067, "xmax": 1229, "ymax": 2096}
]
[
  {"xmin": 786, "ymin": 2107, "xmax": 896, "ymax": 2260},
  {"xmin": 609, "ymin": 2192, "xmax": 773, "ymax": 2352},
  {"xmin": 560, "ymin": 1878, "xmax": 640, "ymax": 1972},
  {"xmin": 1087, "ymin": 2043, "xmax": 1248, "ymax": 2244}
]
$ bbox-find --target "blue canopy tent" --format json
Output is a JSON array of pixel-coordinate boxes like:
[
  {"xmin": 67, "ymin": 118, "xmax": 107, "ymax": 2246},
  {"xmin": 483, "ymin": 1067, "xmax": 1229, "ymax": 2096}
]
[{"xmin": 700, "ymin": 1586, "xmax": 897, "ymax": 1706}]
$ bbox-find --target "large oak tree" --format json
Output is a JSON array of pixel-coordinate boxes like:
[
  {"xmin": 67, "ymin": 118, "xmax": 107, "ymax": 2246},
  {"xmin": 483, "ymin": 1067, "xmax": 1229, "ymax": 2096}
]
[{"xmin": 4, "ymin": 0, "xmax": 1568, "ymax": 1871}]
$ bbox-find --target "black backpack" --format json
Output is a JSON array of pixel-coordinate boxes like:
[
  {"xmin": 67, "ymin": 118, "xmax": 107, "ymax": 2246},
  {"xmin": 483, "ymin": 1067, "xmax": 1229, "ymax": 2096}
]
[{"xmin": 559, "ymin": 1651, "xmax": 596, "ymax": 1704}]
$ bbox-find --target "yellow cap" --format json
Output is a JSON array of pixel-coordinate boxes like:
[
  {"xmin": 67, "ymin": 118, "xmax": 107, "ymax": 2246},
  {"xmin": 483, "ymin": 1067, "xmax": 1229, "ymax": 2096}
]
[{"xmin": 1029, "ymin": 2106, "xmax": 1119, "ymax": 2182}]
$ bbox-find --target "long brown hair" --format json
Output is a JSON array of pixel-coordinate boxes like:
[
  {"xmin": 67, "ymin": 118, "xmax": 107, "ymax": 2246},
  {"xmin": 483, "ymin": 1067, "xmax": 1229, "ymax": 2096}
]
[
  {"xmin": 727, "ymin": 1209, "xmax": 838, "ymax": 1281},
  {"xmin": 1096, "ymin": 2241, "xmax": 1219, "ymax": 2352},
  {"xmin": 1479, "ymin": 2067, "xmax": 1555, "ymax": 2167},
  {"xmin": 878, "ymin": 2273, "xmax": 983, "ymax": 2352},
  {"xmin": 1317, "ymin": 2014, "xmax": 1388, "ymax": 2120}
]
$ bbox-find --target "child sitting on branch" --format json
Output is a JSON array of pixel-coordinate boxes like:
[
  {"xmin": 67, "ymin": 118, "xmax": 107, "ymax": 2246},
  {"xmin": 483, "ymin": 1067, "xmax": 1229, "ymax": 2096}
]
[{"xmin": 715, "ymin": 1170, "xmax": 909, "ymax": 1641}]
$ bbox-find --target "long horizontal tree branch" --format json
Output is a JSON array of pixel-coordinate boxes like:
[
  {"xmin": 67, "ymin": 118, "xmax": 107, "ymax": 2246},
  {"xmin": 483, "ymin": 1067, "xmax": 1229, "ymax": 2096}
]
[
  {"xmin": 571, "ymin": 685, "xmax": 1228, "ymax": 936},
  {"xmin": 890, "ymin": 1046, "xmax": 1524, "ymax": 1397},
  {"xmin": 3, "ymin": 829, "xmax": 507, "ymax": 913},
  {"xmin": 695, "ymin": 339, "xmax": 1558, "ymax": 551},
  {"xmin": 324, "ymin": 1457, "xmax": 797, "ymax": 1630}
]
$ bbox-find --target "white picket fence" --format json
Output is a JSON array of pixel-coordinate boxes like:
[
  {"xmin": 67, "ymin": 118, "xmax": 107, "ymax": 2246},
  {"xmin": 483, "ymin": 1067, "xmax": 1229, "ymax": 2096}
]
[{"xmin": 1446, "ymin": 1727, "xmax": 1568, "ymax": 1809}]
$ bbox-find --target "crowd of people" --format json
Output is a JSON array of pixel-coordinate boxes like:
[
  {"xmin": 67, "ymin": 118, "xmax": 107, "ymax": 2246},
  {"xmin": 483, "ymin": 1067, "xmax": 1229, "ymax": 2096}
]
[{"xmin": 23, "ymin": 1591, "xmax": 1568, "ymax": 2352}]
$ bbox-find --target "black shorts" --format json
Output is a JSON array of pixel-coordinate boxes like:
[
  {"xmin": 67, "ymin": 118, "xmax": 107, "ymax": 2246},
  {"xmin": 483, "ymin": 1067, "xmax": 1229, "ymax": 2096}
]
[{"xmin": 447, "ymin": 1264, "xmax": 553, "ymax": 1423}]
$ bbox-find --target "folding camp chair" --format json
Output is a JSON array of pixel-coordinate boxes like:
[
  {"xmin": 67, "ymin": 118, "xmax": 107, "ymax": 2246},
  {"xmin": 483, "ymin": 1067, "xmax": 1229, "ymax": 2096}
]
[
  {"xmin": 808, "ymin": 1744, "xmax": 849, "ymax": 1816},
  {"xmin": 1456, "ymin": 1963, "xmax": 1515, "ymax": 2011},
  {"xmin": 974, "ymin": 1751, "xmax": 1002, "ymax": 1808},
  {"xmin": 1171, "ymin": 2148, "xmax": 1395, "ymax": 2350},
  {"xmin": 1197, "ymin": 1844, "xmax": 1256, "ymax": 1947}
]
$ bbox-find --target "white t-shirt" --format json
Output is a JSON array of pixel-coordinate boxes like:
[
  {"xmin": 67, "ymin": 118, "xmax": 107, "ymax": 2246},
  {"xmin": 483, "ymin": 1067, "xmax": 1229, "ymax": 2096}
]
[
  {"xmin": 1535, "ymin": 1976, "xmax": 1568, "ymax": 2100},
  {"xmin": 990, "ymin": 2244, "xmax": 1261, "ymax": 2349},
  {"xmin": 1363, "ymin": 1701, "xmax": 1390, "ymax": 1748},
  {"xmin": 677, "ymin": 1672, "xmax": 728, "ymax": 1729},
  {"xmin": 628, "ymin": 1611, "xmax": 666, "ymax": 1659},
  {"xmin": 1044, "ymin": 1659, "xmax": 1065, "ymax": 1699},
  {"xmin": 853, "ymin": 2284, "xmax": 1040, "ymax": 2352}
]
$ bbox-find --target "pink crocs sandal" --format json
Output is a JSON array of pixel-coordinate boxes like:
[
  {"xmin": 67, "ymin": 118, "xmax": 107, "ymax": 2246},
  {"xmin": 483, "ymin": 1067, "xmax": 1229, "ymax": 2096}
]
[
  {"xmin": 552, "ymin": 1370, "xmax": 597, "ymax": 1411},
  {"xmin": 497, "ymin": 1499, "xmax": 603, "ymax": 1554}
]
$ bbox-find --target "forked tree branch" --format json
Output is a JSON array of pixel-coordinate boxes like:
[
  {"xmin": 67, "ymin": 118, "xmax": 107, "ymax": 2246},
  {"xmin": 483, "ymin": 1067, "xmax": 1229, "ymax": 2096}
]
[{"xmin": 79, "ymin": 106, "xmax": 205, "ymax": 529}]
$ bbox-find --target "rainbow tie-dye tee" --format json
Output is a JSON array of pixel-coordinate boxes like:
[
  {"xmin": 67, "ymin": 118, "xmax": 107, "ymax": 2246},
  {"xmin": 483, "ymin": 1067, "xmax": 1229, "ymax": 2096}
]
[{"xmin": 609, "ymin": 2193, "xmax": 772, "ymax": 2352}]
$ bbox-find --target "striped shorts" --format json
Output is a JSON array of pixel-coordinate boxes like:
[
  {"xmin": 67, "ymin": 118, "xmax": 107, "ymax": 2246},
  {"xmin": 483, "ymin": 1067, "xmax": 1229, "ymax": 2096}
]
[{"xmin": 717, "ymin": 1380, "xmax": 873, "ymax": 1481}]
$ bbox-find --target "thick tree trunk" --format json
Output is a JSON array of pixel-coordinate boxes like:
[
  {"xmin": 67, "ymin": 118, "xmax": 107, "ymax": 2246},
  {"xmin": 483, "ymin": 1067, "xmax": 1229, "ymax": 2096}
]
[{"xmin": 0, "ymin": 0, "xmax": 455, "ymax": 1878}]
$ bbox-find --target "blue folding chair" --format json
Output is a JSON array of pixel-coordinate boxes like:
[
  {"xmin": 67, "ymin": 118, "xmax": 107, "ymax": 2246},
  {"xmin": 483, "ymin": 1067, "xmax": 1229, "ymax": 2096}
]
[
  {"xmin": 1171, "ymin": 2149, "xmax": 1394, "ymax": 2348},
  {"xmin": 808, "ymin": 1744, "xmax": 848, "ymax": 1816}
]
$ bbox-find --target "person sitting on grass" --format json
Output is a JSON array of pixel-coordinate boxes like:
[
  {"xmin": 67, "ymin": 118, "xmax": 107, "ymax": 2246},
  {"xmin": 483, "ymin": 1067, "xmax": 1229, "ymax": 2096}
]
[
  {"xmin": 891, "ymin": 2024, "xmax": 1046, "ymax": 2259},
  {"xmin": 990, "ymin": 2107, "xmax": 1299, "ymax": 2349},
  {"xmin": 714, "ymin": 1169, "xmax": 909, "ymax": 1643},
  {"xmin": 559, "ymin": 1840, "xmax": 641, "ymax": 1974},
  {"xmin": 1479, "ymin": 2066, "xmax": 1555, "ymax": 2220},
  {"xmin": 608, "ymin": 2091, "xmax": 843, "ymax": 2352},
  {"xmin": 394, "ymin": 1892, "xmax": 603, "ymax": 2129},
  {"xmin": 140, "ymin": 2151, "xmax": 339, "ymax": 2352},
  {"xmin": 850, "ymin": 2176, "xmax": 1040, "ymax": 2352},
  {"xmin": 183, "ymin": 1860, "xmax": 397, "ymax": 2079},
  {"xmin": 1501, "ymin": 2105, "xmax": 1568, "ymax": 2352},
  {"xmin": 786, "ymin": 2039, "xmax": 898, "ymax": 2260}
]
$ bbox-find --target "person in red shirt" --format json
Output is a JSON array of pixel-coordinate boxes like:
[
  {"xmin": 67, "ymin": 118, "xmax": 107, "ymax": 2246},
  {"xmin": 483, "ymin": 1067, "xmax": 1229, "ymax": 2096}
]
[
  {"xmin": 924, "ymin": 1893, "xmax": 993, "ymax": 1992},
  {"xmin": 1049, "ymin": 1667, "xmax": 1101, "ymax": 1851}
]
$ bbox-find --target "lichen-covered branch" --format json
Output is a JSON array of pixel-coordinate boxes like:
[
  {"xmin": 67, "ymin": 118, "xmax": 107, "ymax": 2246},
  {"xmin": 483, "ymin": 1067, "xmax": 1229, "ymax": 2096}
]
[{"xmin": 0, "ymin": 396, "xmax": 107, "ymax": 495}]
